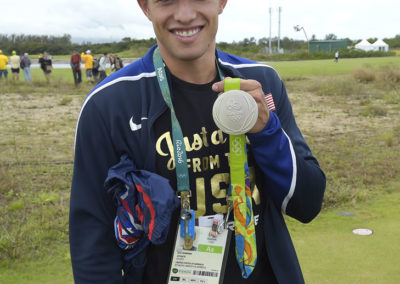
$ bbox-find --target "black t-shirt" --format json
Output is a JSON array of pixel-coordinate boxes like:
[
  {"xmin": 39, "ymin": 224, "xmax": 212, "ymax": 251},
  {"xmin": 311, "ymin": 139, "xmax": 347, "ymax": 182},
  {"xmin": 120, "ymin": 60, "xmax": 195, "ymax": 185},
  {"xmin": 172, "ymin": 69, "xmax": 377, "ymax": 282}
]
[{"xmin": 144, "ymin": 72, "xmax": 277, "ymax": 283}]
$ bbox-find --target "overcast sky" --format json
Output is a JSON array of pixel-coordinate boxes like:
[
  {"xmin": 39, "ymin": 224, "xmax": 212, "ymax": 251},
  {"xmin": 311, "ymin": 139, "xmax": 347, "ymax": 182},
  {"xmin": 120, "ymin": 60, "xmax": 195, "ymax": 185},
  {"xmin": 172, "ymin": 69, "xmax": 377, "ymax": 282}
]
[{"xmin": 1, "ymin": 0, "xmax": 399, "ymax": 43}]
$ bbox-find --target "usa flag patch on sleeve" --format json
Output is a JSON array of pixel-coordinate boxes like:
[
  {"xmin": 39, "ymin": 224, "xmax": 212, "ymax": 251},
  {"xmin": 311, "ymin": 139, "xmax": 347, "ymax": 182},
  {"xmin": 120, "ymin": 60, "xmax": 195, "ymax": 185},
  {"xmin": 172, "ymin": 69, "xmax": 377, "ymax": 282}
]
[{"xmin": 264, "ymin": 93, "xmax": 276, "ymax": 111}]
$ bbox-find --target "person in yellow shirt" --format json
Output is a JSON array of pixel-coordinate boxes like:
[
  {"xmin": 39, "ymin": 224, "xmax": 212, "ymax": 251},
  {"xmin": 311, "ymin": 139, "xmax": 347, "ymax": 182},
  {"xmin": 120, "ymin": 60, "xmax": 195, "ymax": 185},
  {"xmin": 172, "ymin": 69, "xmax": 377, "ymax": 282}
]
[
  {"xmin": 10, "ymin": 50, "xmax": 21, "ymax": 81},
  {"xmin": 0, "ymin": 50, "xmax": 8, "ymax": 81},
  {"xmin": 81, "ymin": 50, "xmax": 94, "ymax": 82}
]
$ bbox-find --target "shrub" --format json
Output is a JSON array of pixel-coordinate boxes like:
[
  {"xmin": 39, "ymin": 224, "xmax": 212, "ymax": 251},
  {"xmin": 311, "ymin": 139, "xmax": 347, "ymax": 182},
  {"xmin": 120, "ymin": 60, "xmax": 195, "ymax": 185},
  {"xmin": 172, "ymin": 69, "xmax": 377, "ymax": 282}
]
[
  {"xmin": 378, "ymin": 66, "xmax": 400, "ymax": 83},
  {"xmin": 58, "ymin": 97, "xmax": 72, "ymax": 106},
  {"xmin": 352, "ymin": 68, "xmax": 375, "ymax": 83},
  {"xmin": 360, "ymin": 104, "xmax": 387, "ymax": 117},
  {"xmin": 338, "ymin": 48, "xmax": 396, "ymax": 58},
  {"xmin": 0, "ymin": 167, "xmax": 15, "ymax": 194},
  {"xmin": 7, "ymin": 200, "xmax": 24, "ymax": 211},
  {"xmin": 384, "ymin": 90, "xmax": 400, "ymax": 104},
  {"xmin": 383, "ymin": 132, "xmax": 394, "ymax": 147},
  {"xmin": 305, "ymin": 76, "xmax": 363, "ymax": 99}
]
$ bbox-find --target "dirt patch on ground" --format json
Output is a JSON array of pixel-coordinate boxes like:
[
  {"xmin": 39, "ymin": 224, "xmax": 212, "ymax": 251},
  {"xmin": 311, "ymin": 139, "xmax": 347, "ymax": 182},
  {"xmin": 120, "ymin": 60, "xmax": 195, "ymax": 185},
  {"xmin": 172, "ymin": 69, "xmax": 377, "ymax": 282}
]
[
  {"xmin": 287, "ymin": 84, "xmax": 399, "ymax": 142},
  {"xmin": 0, "ymin": 85, "xmax": 87, "ymax": 164}
]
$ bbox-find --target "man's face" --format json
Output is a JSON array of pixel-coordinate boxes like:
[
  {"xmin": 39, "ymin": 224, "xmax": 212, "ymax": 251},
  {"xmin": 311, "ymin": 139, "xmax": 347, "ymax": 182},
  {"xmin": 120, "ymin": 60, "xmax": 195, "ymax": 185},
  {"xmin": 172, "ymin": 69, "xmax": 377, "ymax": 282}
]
[{"xmin": 139, "ymin": 0, "xmax": 226, "ymax": 63}]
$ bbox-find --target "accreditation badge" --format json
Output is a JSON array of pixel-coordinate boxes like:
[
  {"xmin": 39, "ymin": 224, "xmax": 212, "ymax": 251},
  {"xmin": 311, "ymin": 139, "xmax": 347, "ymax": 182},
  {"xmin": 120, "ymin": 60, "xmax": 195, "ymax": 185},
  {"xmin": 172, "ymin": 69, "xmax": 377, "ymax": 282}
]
[{"xmin": 168, "ymin": 215, "xmax": 231, "ymax": 284}]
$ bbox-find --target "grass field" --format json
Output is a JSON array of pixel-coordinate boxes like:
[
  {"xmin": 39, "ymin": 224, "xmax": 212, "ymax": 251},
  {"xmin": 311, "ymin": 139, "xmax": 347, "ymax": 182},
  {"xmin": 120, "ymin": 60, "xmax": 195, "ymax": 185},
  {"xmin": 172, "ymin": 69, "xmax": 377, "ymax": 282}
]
[
  {"xmin": 0, "ymin": 57, "xmax": 399, "ymax": 283},
  {"xmin": 289, "ymin": 186, "xmax": 400, "ymax": 283},
  {"xmin": 266, "ymin": 56, "xmax": 400, "ymax": 78}
]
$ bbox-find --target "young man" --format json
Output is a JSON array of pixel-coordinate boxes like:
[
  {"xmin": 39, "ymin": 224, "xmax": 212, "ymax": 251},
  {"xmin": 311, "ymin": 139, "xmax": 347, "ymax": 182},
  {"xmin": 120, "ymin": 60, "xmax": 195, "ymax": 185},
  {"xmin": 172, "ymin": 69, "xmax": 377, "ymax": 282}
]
[
  {"xmin": 70, "ymin": 1, "xmax": 326, "ymax": 283},
  {"xmin": 10, "ymin": 50, "xmax": 20, "ymax": 81},
  {"xmin": 81, "ymin": 50, "xmax": 94, "ymax": 83}
]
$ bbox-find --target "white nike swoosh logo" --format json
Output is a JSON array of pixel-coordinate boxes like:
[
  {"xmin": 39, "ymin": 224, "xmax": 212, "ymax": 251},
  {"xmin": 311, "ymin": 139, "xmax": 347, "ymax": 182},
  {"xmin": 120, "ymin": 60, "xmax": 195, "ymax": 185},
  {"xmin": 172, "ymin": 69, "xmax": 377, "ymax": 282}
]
[{"xmin": 129, "ymin": 116, "xmax": 148, "ymax": 131}]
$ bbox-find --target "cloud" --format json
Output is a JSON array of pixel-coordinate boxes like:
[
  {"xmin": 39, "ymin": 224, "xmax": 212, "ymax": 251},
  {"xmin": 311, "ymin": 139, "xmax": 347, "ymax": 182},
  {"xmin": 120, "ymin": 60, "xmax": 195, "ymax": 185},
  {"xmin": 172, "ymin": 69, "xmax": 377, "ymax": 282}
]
[{"xmin": 1, "ymin": 0, "xmax": 399, "ymax": 43}]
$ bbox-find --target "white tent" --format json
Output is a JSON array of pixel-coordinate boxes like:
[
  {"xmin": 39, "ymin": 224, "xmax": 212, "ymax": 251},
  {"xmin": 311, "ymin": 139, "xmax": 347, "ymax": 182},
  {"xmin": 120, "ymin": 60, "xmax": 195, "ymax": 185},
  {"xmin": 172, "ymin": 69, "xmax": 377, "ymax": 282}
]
[
  {"xmin": 371, "ymin": 39, "xmax": 389, "ymax": 52},
  {"xmin": 355, "ymin": 39, "xmax": 372, "ymax": 51}
]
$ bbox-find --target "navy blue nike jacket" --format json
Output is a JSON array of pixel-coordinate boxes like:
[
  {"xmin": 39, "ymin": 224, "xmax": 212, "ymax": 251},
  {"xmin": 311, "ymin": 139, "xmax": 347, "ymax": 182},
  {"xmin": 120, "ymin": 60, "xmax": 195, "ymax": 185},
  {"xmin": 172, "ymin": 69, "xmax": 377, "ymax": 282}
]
[{"xmin": 70, "ymin": 45, "xmax": 326, "ymax": 283}]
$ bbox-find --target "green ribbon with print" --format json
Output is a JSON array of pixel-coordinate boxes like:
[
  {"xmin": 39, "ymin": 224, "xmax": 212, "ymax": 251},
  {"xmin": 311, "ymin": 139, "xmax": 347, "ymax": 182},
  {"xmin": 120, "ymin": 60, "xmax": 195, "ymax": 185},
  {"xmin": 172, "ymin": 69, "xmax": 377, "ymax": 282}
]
[{"xmin": 225, "ymin": 78, "xmax": 257, "ymax": 278}]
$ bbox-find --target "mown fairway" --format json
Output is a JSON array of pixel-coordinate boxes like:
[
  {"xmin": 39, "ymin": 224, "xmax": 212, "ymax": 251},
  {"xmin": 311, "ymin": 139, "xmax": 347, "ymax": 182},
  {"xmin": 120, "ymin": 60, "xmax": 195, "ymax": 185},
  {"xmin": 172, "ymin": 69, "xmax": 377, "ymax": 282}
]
[{"xmin": 0, "ymin": 58, "xmax": 399, "ymax": 283}]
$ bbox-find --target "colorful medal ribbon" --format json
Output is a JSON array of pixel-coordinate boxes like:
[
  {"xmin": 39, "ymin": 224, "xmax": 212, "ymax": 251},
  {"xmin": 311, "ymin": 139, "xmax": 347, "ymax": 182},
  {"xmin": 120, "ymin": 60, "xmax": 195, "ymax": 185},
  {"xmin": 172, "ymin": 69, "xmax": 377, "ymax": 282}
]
[{"xmin": 225, "ymin": 78, "xmax": 257, "ymax": 278}]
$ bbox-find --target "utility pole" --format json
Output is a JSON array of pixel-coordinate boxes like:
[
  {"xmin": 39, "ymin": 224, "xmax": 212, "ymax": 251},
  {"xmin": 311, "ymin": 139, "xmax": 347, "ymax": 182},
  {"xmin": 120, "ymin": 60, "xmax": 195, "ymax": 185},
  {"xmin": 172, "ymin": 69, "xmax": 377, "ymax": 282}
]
[
  {"xmin": 269, "ymin": 7, "xmax": 272, "ymax": 54},
  {"xmin": 277, "ymin": 7, "xmax": 281, "ymax": 52}
]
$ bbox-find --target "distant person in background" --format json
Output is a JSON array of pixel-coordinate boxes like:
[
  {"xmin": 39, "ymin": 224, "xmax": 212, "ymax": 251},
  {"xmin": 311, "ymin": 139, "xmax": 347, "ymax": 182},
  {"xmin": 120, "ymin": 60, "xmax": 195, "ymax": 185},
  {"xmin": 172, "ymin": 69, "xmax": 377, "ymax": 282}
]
[
  {"xmin": 10, "ymin": 50, "xmax": 20, "ymax": 81},
  {"xmin": 21, "ymin": 53, "xmax": 32, "ymax": 82},
  {"xmin": 109, "ymin": 54, "xmax": 115, "ymax": 70},
  {"xmin": 0, "ymin": 50, "xmax": 8, "ymax": 81},
  {"xmin": 334, "ymin": 51, "xmax": 339, "ymax": 62},
  {"xmin": 71, "ymin": 50, "xmax": 82, "ymax": 86},
  {"xmin": 81, "ymin": 50, "xmax": 94, "ymax": 83},
  {"xmin": 111, "ymin": 54, "xmax": 124, "ymax": 72},
  {"xmin": 39, "ymin": 52, "xmax": 52, "ymax": 84},
  {"xmin": 92, "ymin": 57, "xmax": 100, "ymax": 83},
  {"xmin": 98, "ymin": 52, "xmax": 108, "ymax": 82}
]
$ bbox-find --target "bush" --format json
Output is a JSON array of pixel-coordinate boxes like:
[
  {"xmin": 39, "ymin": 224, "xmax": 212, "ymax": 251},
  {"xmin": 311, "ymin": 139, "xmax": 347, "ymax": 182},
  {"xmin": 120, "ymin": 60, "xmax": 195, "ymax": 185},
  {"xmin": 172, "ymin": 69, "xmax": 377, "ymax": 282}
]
[
  {"xmin": 338, "ymin": 48, "xmax": 396, "ymax": 58},
  {"xmin": 378, "ymin": 66, "xmax": 400, "ymax": 83},
  {"xmin": 306, "ymin": 76, "xmax": 362, "ymax": 98},
  {"xmin": 58, "ymin": 97, "xmax": 72, "ymax": 106},
  {"xmin": 360, "ymin": 104, "xmax": 387, "ymax": 117},
  {"xmin": 352, "ymin": 68, "xmax": 375, "ymax": 83},
  {"xmin": 247, "ymin": 48, "xmax": 396, "ymax": 62}
]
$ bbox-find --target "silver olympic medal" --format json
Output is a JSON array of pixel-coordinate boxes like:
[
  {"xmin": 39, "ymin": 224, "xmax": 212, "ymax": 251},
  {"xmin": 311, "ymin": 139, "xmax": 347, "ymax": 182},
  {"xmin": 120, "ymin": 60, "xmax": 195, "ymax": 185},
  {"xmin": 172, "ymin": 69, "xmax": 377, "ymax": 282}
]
[{"xmin": 212, "ymin": 90, "xmax": 258, "ymax": 135}]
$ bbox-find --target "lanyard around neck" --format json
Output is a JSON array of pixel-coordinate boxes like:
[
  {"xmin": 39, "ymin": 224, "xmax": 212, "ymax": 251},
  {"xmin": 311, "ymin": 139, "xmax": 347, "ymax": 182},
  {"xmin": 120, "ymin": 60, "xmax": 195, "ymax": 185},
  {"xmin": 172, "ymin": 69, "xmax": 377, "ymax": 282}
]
[
  {"xmin": 153, "ymin": 47, "xmax": 190, "ymax": 194},
  {"xmin": 153, "ymin": 47, "xmax": 225, "ymax": 194}
]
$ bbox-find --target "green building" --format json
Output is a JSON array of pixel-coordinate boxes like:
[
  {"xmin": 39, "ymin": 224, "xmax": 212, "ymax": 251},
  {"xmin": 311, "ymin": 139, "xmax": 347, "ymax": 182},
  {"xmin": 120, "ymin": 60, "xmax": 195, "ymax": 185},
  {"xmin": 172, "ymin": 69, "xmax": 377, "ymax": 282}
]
[{"xmin": 309, "ymin": 40, "xmax": 348, "ymax": 53}]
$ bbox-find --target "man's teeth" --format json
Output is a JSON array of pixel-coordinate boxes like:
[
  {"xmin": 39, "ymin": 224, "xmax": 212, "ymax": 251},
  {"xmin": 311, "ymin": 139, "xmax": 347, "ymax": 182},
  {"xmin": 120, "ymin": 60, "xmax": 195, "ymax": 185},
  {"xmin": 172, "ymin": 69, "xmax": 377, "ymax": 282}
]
[{"xmin": 175, "ymin": 28, "xmax": 200, "ymax": 37}]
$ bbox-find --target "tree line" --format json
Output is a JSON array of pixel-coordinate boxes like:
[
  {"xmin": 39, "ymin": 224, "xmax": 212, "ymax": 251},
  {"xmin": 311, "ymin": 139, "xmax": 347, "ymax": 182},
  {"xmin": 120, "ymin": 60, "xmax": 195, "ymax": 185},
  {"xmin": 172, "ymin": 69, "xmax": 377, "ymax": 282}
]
[
  {"xmin": 0, "ymin": 34, "xmax": 73, "ymax": 55},
  {"xmin": 1, "ymin": 33, "xmax": 399, "ymax": 58},
  {"xmin": 0, "ymin": 34, "xmax": 157, "ymax": 56}
]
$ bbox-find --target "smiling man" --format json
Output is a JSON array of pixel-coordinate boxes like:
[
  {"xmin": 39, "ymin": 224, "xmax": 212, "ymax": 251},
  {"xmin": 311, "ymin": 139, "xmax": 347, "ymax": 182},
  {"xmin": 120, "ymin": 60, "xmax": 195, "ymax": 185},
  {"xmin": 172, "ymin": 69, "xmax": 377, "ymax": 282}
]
[
  {"xmin": 140, "ymin": 0, "xmax": 223, "ymax": 84},
  {"xmin": 70, "ymin": 0, "xmax": 326, "ymax": 283}
]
